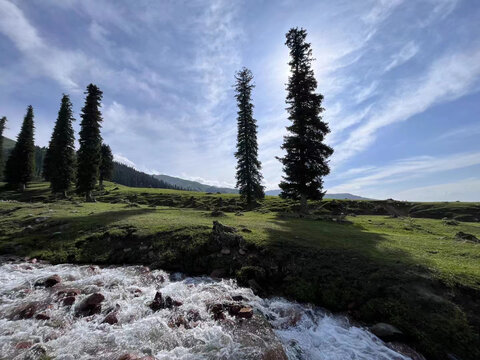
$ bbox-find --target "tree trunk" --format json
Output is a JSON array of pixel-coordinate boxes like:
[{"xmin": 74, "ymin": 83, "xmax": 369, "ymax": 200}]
[
  {"xmin": 62, "ymin": 190, "xmax": 68, "ymax": 199},
  {"xmin": 85, "ymin": 190, "xmax": 94, "ymax": 202},
  {"xmin": 300, "ymin": 194, "xmax": 308, "ymax": 214},
  {"xmin": 19, "ymin": 183, "xmax": 25, "ymax": 192}
]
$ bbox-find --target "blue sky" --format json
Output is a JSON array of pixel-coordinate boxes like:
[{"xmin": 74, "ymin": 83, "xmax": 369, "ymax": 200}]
[{"xmin": 1, "ymin": 0, "xmax": 480, "ymax": 201}]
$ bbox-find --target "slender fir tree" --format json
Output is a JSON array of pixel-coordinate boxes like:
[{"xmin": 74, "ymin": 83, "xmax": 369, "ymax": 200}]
[
  {"xmin": 0, "ymin": 116, "xmax": 6, "ymax": 179},
  {"xmin": 76, "ymin": 84, "xmax": 103, "ymax": 201},
  {"xmin": 278, "ymin": 28, "xmax": 333, "ymax": 212},
  {"xmin": 4, "ymin": 106, "xmax": 35, "ymax": 191},
  {"xmin": 43, "ymin": 94, "xmax": 76, "ymax": 197},
  {"xmin": 99, "ymin": 143, "xmax": 113, "ymax": 188},
  {"xmin": 234, "ymin": 67, "xmax": 264, "ymax": 207}
]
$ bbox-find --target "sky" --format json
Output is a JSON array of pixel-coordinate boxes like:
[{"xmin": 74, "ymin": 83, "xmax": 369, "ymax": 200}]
[{"xmin": 1, "ymin": 0, "xmax": 480, "ymax": 201}]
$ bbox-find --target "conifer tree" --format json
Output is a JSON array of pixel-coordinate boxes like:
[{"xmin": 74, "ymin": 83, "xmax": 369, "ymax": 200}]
[
  {"xmin": 76, "ymin": 84, "xmax": 103, "ymax": 201},
  {"xmin": 234, "ymin": 67, "xmax": 264, "ymax": 207},
  {"xmin": 0, "ymin": 116, "xmax": 6, "ymax": 179},
  {"xmin": 99, "ymin": 143, "xmax": 113, "ymax": 188},
  {"xmin": 4, "ymin": 106, "xmax": 35, "ymax": 191},
  {"xmin": 278, "ymin": 28, "xmax": 333, "ymax": 212},
  {"xmin": 43, "ymin": 94, "xmax": 76, "ymax": 197}
]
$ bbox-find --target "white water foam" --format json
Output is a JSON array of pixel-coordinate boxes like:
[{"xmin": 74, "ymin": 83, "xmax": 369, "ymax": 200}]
[{"xmin": 0, "ymin": 261, "xmax": 410, "ymax": 360}]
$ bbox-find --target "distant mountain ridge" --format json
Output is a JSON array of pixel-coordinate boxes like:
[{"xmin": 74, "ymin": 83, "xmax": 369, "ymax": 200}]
[
  {"xmin": 153, "ymin": 174, "xmax": 237, "ymax": 194},
  {"xmin": 154, "ymin": 173, "xmax": 371, "ymax": 200}
]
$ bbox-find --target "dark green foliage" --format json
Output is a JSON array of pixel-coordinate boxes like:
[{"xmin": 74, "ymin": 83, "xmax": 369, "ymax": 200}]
[
  {"xmin": 278, "ymin": 28, "xmax": 333, "ymax": 210},
  {"xmin": 234, "ymin": 67, "xmax": 264, "ymax": 206},
  {"xmin": 99, "ymin": 144, "xmax": 114, "ymax": 187},
  {"xmin": 0, "ymin": 116, "xmax": 6, "ymax": 179},
  {"xmin": 4, "ymin": 106, "xmax": 35, "ymax": 190},
  {"xmin": 112, "ymin": 162, "xmax": 177, "ymax": 189},
  {"xmin": 43, "ymin": 94, "xmax": 76, "ymax": 195},
  {"xmin": 76, "ymin": 84, "xmax": 103, "ymax": 200}
]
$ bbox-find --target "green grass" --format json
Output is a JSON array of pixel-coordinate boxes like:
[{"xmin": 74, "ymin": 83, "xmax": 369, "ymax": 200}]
[{"xmin": 1, "ymin": 181, "xmax": 480, "ymax": 359}]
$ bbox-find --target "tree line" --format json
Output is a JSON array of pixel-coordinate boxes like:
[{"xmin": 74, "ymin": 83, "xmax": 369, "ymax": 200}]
[
  {"xmin": 0, "ymin": 27, "xmax": 332, "ymax": 211},
  {"xmin": 0, "ymin": 85, "xmax": 114, "ymax": 201}
]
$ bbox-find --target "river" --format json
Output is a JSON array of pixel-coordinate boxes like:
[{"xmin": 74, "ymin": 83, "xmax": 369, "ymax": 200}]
[{"xmin": 0, "ymin": 259, "xmax": 411, "ymax": 360}]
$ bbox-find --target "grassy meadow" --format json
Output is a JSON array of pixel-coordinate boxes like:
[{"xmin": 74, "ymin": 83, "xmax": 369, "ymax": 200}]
[{"xmin": 1, "ymin": 181, "xmax": 480, "ymax": 359}]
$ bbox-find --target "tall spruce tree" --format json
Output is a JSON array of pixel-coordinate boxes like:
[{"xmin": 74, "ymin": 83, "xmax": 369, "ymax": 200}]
[
  {"xmin": 234, "ymin": 67, "xmax": 264, "ymax": 207},
  {"xmin": 99, "ymin": 143, "xmax": 113, "ymax": 188},
  {"xmin": 4, "ymin": 106, "xmax": 35, "ymax": 191},
  {"xmin": 76, "ymin": 84, "xmax": 103, "ymax": 201},
  {"xmin": 278, "ymin": 28, "xmax": 333, "ymax": 212},
  {"xmin": 43, "ymin": 94, "xmax": 76, "ymax": 197},
  {"xmin": 0, "ymin": 116, "xmax": 6, "ymax": 179}
]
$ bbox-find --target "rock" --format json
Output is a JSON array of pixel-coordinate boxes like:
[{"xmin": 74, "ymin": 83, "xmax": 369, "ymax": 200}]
[
  {"xmin": 15, "ymin": 303, "xmax": 37, "ymax": 319},
  {"xmin": 210, "ymin": 268, "xmax": 227, "ymax": 278},
  {"xmin": 35, "ymin": 313, "xmax": 50, "ymax": 320},
  {"xmin": 210, "ymin": 209, "xmax": 225, "ymax": 217},
  {"xmin": 237, "ymin": 307, "xmax": 253, "ymax": 319},
  {"xmin": 57, "ymin": 288, "xmax": 81, "ymax": 298},
  {"xmin": 208, "ymin": 303, "xmax": 226, "ymax": 320},
  {"xmin": 15, "ymin": 341, "xmax": 33, "ymax": 350},
  {"xmin": 75, "ymin": 293, "xmax": 105, "ymax": 317},
  {"xmin": 186, "ymin": 309, "xmax": 201, "ymax": 322},
  {"xmin": 18, "ymin": 344, "xmax": 48, "ymax": 360},
  {"xmin": 443, "ymin": 219, "xmax": 459, "ymax": 226},
  {"xmin": 149, "ymin": 291, "xmax": 181, "ymax": 311},
  {"xmin": 370, "ymin": 323, "xmax": 404, "ymax": 342},
  {"xmin": 63, "ymin": 296, "xmax": 76, "ymax": 306},
  {"xmin": 386, "ymin": 342, "xmax": 426, "ymax": 360},
  {"xmin": 455, "ymin": 231, "xmax": 479, "ymax": 243},
  {"xmin": 44, "ymin": 274, "xmax": 61, "ymax": 287},
  {"xmin": 262, "ymin": 345, "xmax": 289, "ymax": 360},
  {"xmin": 102, "ymin": 312, "xmax": 118, "ymax": 325},
  {"xmin": 35, "ymin": 274, "xmax": 61, "ymax": 288},
  {"xmin": 221, "ymin": 248, "xmax": 231, "ymax": 255},
  {"xmin": 168, "ymin": 314, "xmax": 190, "ymax": 329},
  {"xmin": 238, "ymin": 248, "xmax": 246, "ymax": 255},
  {"xmin": 118, "ymin": 355, "xmax": 140, "ymax": 360},
  {"xmin": 231, "ymin": 295, "xmax": 245, "ymax": 301}
]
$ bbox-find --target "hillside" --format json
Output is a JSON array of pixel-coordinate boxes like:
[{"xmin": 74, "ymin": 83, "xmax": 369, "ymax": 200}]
[
  {"xmin": 155, "ymin": 174, "xmax": 371, "ymax": 199},
  {"xmin": 154, "ymin": 174, "xmax": 238, "ymax": 193}
]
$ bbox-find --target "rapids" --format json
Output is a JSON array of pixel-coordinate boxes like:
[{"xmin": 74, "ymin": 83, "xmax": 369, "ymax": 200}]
[{"xmin": 0, "ymin": 260, "xmax": 410, "ymax": 360}]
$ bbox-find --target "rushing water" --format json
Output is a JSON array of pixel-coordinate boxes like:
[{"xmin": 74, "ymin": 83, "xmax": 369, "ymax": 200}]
[{"xmin": 0, "ymin": 260, "xmax": 410, "ymax": 360}]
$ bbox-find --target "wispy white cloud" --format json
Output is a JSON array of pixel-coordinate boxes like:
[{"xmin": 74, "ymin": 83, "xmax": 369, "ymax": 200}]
[
  {"xmin": 384, "ymin": 41, "xmax": 419, "ymax": 72},
  {"xmin": 393, "ymin": 178, "xmax": 480, "ymax": 202},
  {"xmin": 334, "ymin": 48, "xmax": 480, "ymax": 164},
  {"xmin": 329, "ymin": 151, "xmax": 480, "ymax": 195},
  {"xmin": 0, "ymin": 0, "xmax": 89, "ymax": 90}
]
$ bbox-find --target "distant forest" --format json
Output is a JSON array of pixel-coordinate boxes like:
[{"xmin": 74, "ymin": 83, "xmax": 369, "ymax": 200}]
[{"xmin": 1, "ymin": 136, "xmax": 178, "ymax": 190}]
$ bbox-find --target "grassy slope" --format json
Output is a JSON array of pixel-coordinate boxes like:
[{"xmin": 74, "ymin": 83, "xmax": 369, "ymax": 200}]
[{"xmin": 1, "ymin": 181, "xmax": 480, "ymax": 359}]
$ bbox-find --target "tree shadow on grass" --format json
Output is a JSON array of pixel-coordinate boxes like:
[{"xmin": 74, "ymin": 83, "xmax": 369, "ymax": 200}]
[{"xmin": 259, "ymin": 214, "xmax": 480, "ymax": 360}]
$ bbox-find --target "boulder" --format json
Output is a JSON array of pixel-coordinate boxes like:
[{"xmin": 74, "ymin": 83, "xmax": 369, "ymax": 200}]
[
  {"xmin": 35, "ymin": 313, "xmax": 50, "ymax": 320},
  {"xmin": 455, "ymin": 231, "xmax": 479, "ymax": 243},
  {"xmin": 149, "ymin": 291, "xmax": 181, "ymax": 311},
  {"xmin": 15, "ymin": 303, "xmax": 37, "ymax": 319},
  {"xmin": 57, "ymin": 288, "xmax": 81, "ymax": 298},
  {"xmin": 75, "ymin": 293, "xmax": 105, "ymax": 317},
  {"xmin": 237, "ymin": 307, "xmax": 253, "ymax": 319},
  {"xmin": 63, "ymin": 296, "xmax": 76, "ymax": 306},
  {"xmin": 370, "ymin": 323, "xmax": 404, "ymax": 342},
  {"xmin": 17, "ymin": 344, "xmax": 48, "ymax": 360},
  {"xmin": 15, "ymin": 341, "xmax": 33, "ymax": 350},
  {"xmin": 102, "ymin": 312, "xmax": 118, "ymax": 325},
  {"xmin": 35, "ymin": 274, "xmax": 61, "ymax": 288}
]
